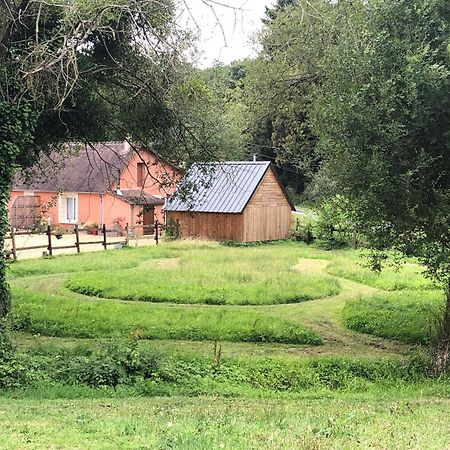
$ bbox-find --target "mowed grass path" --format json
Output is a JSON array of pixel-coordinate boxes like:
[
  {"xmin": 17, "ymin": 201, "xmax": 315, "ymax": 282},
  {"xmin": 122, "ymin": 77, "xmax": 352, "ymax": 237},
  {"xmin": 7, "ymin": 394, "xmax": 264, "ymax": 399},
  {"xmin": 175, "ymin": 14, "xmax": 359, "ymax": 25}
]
[
  {"xmin": 5, "ymin": 241, "xmax": 450, "ymax": 449},
  {"xmin": 10, "ymin": 242, "xmax": 339, "ymax": 346}
]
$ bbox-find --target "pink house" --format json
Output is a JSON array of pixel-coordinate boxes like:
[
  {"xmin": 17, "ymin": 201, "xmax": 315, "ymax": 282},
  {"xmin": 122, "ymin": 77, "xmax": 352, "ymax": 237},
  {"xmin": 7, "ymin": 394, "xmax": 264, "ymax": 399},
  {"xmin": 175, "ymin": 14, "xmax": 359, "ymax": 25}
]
[{"xmin": 8, "ymin": 141, "xmax": 181, "ymax": 232}]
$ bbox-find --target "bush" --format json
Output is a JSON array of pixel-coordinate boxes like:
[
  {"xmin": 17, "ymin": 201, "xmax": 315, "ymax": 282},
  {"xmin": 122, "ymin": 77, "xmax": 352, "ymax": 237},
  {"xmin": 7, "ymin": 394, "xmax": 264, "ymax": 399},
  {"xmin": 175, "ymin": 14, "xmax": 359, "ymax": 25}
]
[
  {"xmin": 0, "ymin": 355, "xmax": 30, "ymax": 389},
  {"xmin": 315, "ymin": 196, "xmax": 355, "ymax": 249},
  {"xmin": 0, "ymin": 339, "xmax": 441, "ymax": 394},
  {"xmin": 3, "ymin": 340, "xmax": 164, "ymax": 389}
]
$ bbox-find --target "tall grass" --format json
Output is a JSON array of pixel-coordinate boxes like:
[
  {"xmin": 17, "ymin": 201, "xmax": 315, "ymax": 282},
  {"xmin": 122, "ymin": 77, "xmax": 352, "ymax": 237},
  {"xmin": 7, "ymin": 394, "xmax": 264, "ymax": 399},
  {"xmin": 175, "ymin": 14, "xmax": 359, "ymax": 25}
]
[
  {"xmin": 327, "ymin": 255, "xmax": 437, "ymax": 290},
  {"xmin": 11, "ymin": 287, "xmax": 321, "ymax": 345},
  {"xmin": 66, "ymin": 246, "xmax": 341, "ymax": 305},
  {"xmin": 342, "ymin": 291, "xmax": 444, "ymax": 345}
]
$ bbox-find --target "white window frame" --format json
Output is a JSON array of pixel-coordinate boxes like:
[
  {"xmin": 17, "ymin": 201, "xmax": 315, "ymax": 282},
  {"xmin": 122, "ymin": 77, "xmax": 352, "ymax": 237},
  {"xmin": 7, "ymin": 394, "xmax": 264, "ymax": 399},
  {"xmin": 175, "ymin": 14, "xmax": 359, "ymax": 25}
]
[{"xmin": 58, "ymin": 193, "xmax": 78, "ymax": 224}]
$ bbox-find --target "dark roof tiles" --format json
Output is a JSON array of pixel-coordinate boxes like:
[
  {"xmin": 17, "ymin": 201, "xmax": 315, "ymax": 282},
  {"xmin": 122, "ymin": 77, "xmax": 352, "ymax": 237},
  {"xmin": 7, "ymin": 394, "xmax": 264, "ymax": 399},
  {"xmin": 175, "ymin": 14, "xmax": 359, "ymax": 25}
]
[
  {"xmin": 13, "ymin": 142, "xmax": 133, "ymax": 193},
  {"xmin": 117, "ymin": 190, "xmax": 164, "ymax": 206}
]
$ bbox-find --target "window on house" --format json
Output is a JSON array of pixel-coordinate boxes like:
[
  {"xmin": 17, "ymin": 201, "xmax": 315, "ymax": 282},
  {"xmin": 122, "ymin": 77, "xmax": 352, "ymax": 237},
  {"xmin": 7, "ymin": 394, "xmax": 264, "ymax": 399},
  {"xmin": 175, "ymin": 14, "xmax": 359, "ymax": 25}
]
[
  {"xmin": 137, "ymin": 162, "xmax": 145, "ymax": 187},
  {"xmin": 66, "ymin": 197, "xmax": 76, "ymax": 221}
]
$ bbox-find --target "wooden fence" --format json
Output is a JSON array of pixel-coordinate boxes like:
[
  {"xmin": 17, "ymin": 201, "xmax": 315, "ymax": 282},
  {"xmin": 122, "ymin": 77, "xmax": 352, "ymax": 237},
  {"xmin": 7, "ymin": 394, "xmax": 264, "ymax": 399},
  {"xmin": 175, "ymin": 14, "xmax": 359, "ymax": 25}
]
[{"xmin": 4, "ymin": 221, "xmax": 160, "ymax": 261}]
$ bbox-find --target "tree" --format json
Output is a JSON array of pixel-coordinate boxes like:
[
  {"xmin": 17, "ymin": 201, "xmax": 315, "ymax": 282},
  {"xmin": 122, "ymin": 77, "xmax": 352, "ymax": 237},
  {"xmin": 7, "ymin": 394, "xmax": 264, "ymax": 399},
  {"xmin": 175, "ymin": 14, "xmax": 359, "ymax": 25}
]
[
  {"xmin": 0, "ymin": 0, "xmax": 215, "ymax": 336},
  {"xmin": 244, "ymin": 0, "xmax": 347, "ymax": 194},
  {"xmin": 171, "ymin": 62, "xmax": 250, "ymax": 163},
  {"xmin": 312, "ymin": 0, "xmax": 450, "ymax": 373}
]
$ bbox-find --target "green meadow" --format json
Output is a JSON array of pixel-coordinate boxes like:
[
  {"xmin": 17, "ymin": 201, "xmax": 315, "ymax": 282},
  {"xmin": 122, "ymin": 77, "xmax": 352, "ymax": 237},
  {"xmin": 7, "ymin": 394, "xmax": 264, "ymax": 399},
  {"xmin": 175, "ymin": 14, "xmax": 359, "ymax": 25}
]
[{"xmin": 2, "ymin": 240, "xmax": 449, "ymax": 448}]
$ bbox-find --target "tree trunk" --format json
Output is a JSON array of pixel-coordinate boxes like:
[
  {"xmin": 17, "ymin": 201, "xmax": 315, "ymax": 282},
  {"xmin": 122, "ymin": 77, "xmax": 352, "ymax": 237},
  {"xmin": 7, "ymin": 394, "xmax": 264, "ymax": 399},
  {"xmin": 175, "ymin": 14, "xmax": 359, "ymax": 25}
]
[
  {"xmin": 351, "ymin": 227, "xmax": 358, "ymax": 249},
  {"xmin": 429, "ymin": 283, "xmax": 450, "ymax": 376},
  {"xmin": 0, "ymin": 165, "xmax": 12, "ymax": 319}
]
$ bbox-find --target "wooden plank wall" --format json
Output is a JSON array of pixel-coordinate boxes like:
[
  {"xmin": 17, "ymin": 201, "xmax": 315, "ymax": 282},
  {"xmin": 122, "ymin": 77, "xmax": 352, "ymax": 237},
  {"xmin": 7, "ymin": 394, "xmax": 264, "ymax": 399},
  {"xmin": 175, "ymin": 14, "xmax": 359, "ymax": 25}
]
[
  {"xmin": 167, "ymin": 168, "xmax": 293, "ymax": 242},
  {"xmin": 243, "ymin": 169, "xmax": 293, "ymax": 241},
  {"xmin": 167, "ymin": 211, "xmax": 244, "ymax": 241}
]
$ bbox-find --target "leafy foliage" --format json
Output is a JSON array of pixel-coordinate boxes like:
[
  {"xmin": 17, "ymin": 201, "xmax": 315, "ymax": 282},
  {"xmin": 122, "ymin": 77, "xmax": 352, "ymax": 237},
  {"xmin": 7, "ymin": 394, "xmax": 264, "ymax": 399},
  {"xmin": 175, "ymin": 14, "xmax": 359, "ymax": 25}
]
[{"xmin": 310, "ymin": 0, "xmax": 450, "ymax": 371}]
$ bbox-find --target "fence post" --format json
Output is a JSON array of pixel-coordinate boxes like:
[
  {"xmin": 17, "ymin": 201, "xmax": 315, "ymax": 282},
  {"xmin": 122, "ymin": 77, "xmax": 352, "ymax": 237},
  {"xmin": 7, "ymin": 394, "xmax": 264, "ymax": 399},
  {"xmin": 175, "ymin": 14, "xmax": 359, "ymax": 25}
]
[
  {"xmin": 46, "ymin": 225, "xmax": 53, "ymax": 256},
  {"xmin": 10, "ymin": 227, "xmax": 17, "ymax": 261},
  {"xmin": 102, "ymin": 224, "xmax": 107, "ymax": 250},
  {"xmin": 75, "ymin": 224, "xmax": 80, "ymax": 253},
  {"xmin": 125, "ymin": 223, "xmax": 129, "ymax": 246},
  {"xmin": 154, "ymin": 219, "xmax": 159, "ymax": 245}
]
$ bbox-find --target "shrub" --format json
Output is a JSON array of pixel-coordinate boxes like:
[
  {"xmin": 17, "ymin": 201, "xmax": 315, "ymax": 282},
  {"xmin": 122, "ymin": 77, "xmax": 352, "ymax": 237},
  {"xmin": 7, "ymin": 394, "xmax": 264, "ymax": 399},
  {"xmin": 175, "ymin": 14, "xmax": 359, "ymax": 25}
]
[{"xmin": 315, "ymin": 196, "xmax": 355, "ymax": 249}]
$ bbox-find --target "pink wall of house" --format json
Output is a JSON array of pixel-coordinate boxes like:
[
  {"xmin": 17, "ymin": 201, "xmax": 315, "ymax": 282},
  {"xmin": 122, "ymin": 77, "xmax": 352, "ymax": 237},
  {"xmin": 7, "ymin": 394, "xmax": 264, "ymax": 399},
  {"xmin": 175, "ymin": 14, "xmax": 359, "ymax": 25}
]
[
  {"xmin": 8, "ymin": 191, "xmax": 59, "ymax": 228},
  {"xmin": 8, "ymin": 147, "xmax": 180, "ymax": 232},
  {"xmin": 118, "ymin": 150, "xmax": 181, "ymax": 197}
]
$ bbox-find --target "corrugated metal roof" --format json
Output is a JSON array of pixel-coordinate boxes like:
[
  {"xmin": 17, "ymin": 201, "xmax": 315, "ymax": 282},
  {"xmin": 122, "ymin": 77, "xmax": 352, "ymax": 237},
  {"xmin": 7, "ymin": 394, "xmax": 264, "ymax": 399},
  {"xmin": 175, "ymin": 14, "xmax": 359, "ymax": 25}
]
[{"xmin": 165, "ymin": 161, "xmax": 272, "ymax": 213}]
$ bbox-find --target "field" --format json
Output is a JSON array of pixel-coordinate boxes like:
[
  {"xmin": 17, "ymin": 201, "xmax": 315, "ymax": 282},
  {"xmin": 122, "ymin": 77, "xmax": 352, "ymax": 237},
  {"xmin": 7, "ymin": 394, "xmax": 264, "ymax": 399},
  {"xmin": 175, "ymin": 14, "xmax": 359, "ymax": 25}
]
[
  {"xmin": 2, "ymin": 239, "xmax": 449, "ymax": 448},
  {"xmin": 1, "ymin": 397, "xmax": 449, "ymax": 449}
]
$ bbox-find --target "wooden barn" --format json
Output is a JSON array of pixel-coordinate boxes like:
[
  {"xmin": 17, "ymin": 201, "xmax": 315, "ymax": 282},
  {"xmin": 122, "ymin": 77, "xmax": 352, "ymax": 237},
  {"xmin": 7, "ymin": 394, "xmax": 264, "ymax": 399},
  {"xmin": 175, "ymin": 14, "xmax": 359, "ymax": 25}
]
[{"xmin": 165, "ymin": 161, "xmax": 295, "ymax": 242}]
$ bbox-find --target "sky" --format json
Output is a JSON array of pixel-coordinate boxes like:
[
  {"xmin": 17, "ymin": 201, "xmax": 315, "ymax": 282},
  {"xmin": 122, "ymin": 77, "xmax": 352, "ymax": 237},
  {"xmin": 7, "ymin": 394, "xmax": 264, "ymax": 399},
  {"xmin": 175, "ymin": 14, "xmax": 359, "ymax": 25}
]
[{"xmin": 178, "ymin": 0, "xmax": 276, "ymax": 67}]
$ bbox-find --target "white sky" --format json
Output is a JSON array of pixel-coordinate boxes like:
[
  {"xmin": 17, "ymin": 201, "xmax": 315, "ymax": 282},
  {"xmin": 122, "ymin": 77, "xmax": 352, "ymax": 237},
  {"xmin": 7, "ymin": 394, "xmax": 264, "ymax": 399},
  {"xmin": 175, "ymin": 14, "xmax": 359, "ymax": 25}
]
[{"xmin": 178, "ymin": 0, "xmax": 276, "ymax": 67}]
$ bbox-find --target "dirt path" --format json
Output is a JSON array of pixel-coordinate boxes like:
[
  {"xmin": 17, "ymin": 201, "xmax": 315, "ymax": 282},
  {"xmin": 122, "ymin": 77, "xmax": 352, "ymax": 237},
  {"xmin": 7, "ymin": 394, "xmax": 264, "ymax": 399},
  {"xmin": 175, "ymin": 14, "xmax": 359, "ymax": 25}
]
[{"xmin": 4, "ymin": 233, "xmax": 157, "ymax": 259}]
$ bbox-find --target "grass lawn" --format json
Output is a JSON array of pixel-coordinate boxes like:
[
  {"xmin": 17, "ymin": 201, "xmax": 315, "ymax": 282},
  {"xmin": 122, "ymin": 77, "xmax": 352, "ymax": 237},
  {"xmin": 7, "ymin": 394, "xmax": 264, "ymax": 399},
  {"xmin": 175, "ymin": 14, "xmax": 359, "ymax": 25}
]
[
  {"xmin": 8, "ymin": 239, "xmax": 445, "ymax": 350},
  {"xmin": 65, "ymin": 244, "xmax": 340, "ymax": 305},
  {"xmin": 0, "ymin": 396, "xmax": 449, "ymax": 449},
  {"xmin": 4, "ymin": 239, "xmax": 450, "ymax": 448},
  {"xmin": 11, "ymin": 284, "xmax": 321, "ymax": 345}
]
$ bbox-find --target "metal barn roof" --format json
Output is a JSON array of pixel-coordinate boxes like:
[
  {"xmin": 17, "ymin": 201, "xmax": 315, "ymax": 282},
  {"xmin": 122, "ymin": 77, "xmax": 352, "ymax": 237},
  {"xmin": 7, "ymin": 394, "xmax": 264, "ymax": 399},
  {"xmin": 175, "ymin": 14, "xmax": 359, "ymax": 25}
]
[{"xmin": 165, "ymin": 161, "xmax": 292, "ymax": 213}]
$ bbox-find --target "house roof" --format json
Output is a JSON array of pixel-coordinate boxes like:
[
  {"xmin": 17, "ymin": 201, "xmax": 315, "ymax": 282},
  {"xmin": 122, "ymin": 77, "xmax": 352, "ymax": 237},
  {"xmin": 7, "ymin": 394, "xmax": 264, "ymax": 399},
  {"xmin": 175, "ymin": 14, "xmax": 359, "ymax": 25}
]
[
  {"xmin": 165, "ymin": 161, "xmax": 295, "ymax": 213},
  {"xmin": 13, "ymin": 142, "xmax": 133, "ymax": 193},
  {"xmin": 116, "ymin": 190, "xmax": 165, "ymax": 206},
  {"xmin": 13, "ymin": 141, "xmax": 180, "ymax": 195}
]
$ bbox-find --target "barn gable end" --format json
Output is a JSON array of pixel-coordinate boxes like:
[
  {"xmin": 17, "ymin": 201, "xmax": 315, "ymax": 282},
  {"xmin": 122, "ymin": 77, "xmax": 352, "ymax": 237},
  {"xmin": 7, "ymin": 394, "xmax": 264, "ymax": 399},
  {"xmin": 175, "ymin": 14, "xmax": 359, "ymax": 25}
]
[
  {"xmin": 165, "ymin": 161, "xmax": 294, "ymax": 242},
  {"xmin": 242, "ymin": 168, "xmax": 293, "ymax": 242}
]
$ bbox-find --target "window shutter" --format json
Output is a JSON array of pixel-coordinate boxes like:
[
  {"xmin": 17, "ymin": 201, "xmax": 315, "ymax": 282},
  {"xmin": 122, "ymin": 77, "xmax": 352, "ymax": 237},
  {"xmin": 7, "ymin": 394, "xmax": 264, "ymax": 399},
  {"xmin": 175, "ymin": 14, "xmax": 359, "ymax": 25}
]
[{"xmin": 58, "ymin": 194, "xmax": 66, "ymax": 223}]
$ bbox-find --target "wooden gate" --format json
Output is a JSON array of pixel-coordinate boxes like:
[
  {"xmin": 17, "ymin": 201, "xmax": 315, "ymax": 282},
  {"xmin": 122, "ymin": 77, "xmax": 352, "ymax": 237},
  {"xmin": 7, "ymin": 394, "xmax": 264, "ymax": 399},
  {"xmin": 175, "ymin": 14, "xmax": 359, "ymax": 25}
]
[{"xmin": 10, "ymin": 196, "xmax": 41, "ymax": 230}]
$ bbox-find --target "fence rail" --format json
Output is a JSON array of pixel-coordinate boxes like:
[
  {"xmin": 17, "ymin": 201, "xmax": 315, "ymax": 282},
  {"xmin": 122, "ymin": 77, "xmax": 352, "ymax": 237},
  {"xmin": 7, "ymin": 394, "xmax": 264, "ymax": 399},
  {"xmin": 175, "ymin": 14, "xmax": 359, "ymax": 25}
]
[{"xmin": 4, "ymin": 221, "xmax": 160, "ymax": 260}]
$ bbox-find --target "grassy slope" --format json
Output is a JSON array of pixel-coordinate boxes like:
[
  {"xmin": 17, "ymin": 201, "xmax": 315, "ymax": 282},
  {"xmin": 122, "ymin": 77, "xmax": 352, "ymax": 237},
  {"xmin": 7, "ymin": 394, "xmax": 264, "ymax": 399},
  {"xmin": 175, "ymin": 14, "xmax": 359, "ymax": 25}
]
[
  {"xmin": 342, "ymin": 291, "xmax": 444, "ymax": 345},
  {"xmin": 326, "ymin": 254, "xmax": 437, "ymax": 291},
  {"xmin": 11, "ymin": 282, "xmax": 321, "ymax": 345},
  {"xmin": 9, "ymin": 241, "xmax": 426, "ymax": 356},
  {"xmin": 1, "ymin": 397, "xmax": 449, "ymax": 449}
]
